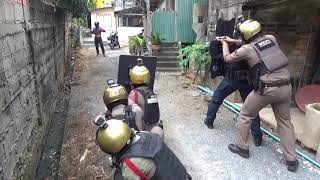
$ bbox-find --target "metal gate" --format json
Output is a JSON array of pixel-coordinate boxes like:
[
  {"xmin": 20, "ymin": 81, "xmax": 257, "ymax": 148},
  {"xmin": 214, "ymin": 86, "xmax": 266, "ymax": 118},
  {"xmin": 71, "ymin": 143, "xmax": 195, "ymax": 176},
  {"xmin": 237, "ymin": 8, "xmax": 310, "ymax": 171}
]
[{"xmin": 153, "ymin": 10, "xmax": 176, "ymax": 43}]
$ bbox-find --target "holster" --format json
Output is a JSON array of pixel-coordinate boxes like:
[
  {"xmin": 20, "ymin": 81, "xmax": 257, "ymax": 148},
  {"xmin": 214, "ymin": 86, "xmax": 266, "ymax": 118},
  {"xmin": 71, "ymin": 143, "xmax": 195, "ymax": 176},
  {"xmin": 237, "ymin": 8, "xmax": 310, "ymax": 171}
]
[{"xmin": 253, "ymin": 80, "xmax": 265, "ymax": 95}]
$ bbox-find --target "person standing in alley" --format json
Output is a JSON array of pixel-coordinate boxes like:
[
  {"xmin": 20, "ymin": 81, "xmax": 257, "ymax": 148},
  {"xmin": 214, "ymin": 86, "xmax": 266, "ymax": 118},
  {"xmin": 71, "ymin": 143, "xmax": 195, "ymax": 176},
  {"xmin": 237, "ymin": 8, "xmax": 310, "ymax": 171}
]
[
  {"xmin": 91, "ymin": 21, "xmax": 106, "ymax": 57},
  {"xmin": 220, "ymin": 20, "xmax": 299, "ymax": 172}
]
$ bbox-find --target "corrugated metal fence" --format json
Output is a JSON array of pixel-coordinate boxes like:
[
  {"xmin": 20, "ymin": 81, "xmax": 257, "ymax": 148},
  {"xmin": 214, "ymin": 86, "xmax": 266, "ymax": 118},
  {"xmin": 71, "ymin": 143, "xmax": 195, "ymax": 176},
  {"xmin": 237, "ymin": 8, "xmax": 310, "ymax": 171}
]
[
  {"xmin": 178, "ymin": 0, "xmax": 208, "ymax": 43},
  {"xmin": 153, "ymin": 10, "xmax": 176, "ymax": 43}
]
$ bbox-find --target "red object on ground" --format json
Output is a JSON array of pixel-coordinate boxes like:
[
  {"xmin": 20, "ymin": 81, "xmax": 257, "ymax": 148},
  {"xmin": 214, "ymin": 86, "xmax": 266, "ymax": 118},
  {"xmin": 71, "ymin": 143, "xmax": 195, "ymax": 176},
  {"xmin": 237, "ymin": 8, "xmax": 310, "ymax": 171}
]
[{"xmin": 295, "ymin": 85, "xmax": 320, "ymax": 113}]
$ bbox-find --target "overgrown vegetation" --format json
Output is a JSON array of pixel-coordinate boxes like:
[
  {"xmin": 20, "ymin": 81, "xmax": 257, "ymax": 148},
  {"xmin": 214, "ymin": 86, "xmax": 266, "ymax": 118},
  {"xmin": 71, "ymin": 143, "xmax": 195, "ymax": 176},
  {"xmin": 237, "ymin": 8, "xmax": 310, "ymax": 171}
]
[
  {"xmin": 58, "ymin": 0, "xmax": 96, "ymax": 18},
  {"xmin": 53, "ymin": 0, "xmax": 96, "ymax": 47},
  {"xmin": 129, "ymin": 36, "xmax": 146, "ymax": 55},
  {"xmin": 71, "ymin": 18, "xmax": 86, "ymax": 47},
  {"xmin": 178, "ymin": 43, "xmax": 211, "ymax": 83}
]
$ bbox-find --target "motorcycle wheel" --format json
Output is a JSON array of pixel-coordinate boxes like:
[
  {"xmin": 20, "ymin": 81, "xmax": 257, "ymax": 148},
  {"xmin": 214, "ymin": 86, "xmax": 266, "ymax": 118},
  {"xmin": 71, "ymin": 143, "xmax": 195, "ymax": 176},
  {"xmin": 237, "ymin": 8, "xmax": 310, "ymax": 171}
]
[{"xmin": 110, "ymin": 44, "xmax": 114, "ymax": 50}]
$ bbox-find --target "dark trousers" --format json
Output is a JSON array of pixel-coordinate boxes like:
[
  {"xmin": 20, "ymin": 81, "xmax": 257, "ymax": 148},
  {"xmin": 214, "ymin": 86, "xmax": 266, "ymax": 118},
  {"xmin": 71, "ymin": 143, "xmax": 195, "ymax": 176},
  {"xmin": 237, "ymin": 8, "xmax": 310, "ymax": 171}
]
[
  {"xmin": 206, "ymin": 78, "xmax": 262, "ymax": 137},
  {"xmin": 94, "ymin": 37, "xmax": 105, "ymax": 55}
]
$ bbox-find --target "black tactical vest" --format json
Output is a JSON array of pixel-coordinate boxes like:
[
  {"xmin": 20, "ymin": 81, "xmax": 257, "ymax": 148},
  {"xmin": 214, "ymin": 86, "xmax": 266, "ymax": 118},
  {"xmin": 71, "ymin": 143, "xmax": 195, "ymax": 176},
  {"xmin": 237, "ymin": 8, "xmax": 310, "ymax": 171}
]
[
  {"xmin": 119, "ymin": 132, "xmax": 187, "ymax": 180},
  {"xmin": 224, "ymin": 44, "xmax": 250, "ymax": 81},
  {"xmin": 135, "ymin": 86, "xmax": 160, "ymax": 125}
]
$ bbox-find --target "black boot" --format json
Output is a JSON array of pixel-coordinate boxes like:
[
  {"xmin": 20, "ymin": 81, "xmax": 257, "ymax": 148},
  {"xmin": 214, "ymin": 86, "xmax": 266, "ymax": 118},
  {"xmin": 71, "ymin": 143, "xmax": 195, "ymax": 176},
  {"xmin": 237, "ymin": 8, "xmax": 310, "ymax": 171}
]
[
  {"xmin": 204, "ymin": 118, "xmax": 214, "ymax": 129},
  {"xmin": 286, "ymin": 160, "xmax": 299, "ymax": 172},
  {"xmin": 253, "ymin": 135, "xmax": 262, "ymax": 146},
  {"xmin": 228, "ymin": 144, "xmax": 250, "ymax": 158}
]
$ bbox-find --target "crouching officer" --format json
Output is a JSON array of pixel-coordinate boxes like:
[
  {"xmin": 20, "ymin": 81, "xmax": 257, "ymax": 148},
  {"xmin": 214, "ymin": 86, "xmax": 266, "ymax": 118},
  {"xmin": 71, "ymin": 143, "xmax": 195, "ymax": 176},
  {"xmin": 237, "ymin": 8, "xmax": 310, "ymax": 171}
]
[
  {"xmin": 128, "ymin": 58, "xmax": 162, "ymax": 131},
  {"xmin": 94, "ymin": 117, "xmax": 191, "ymax": 180},
  {"xmin": 205, "ymin": 38, "xmax": 263, "ymax": 146},
  {"xmin": 103, "ymin": 79, "xmax": 164, "ymax": 138},
  {"xmin": 220, "ymin": 20, "xmax": 298, "ymax": 172}
]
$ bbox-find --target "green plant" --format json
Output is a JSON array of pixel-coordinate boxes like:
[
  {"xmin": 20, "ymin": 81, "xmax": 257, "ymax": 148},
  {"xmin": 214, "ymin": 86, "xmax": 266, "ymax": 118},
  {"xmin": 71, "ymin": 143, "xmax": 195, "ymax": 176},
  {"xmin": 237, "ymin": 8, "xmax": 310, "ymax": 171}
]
[
  {"xmin": 71, "ymin": 17, "xmax": 86, "ymax": 48},
  {"xmin": 129, "ymin": 35, "xmax": 146, "ymax": 55},
  {"xmin": 151, "ymin": 32, "xmax": 162, "ymax": 45},
  {"xmin": 178, "ymin": 43, "xmax": 211, "ymax": 83},
  {"xmin": 58, "ymin": 0, "xmax": 96, "ymax": 18}
]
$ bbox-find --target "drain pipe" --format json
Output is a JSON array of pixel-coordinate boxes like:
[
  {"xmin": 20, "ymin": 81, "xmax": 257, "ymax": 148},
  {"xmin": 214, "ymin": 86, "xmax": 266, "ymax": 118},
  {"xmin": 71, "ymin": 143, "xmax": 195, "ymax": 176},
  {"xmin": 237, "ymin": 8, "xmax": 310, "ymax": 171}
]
[{"xmin": 198, "ymin": 85, "xmax": 320, "ymax": 168}]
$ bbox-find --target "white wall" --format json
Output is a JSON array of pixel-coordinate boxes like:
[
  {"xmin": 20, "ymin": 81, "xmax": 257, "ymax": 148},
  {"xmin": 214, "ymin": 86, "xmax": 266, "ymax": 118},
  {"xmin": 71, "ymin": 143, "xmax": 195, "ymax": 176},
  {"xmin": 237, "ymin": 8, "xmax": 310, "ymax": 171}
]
[
  {"xmin": 91, "ymin": 8, "xmax": 117, "ymax": 40},
  {"xmin": 117, "ymin": 27, "xmax": 144, "ymax": 45}
]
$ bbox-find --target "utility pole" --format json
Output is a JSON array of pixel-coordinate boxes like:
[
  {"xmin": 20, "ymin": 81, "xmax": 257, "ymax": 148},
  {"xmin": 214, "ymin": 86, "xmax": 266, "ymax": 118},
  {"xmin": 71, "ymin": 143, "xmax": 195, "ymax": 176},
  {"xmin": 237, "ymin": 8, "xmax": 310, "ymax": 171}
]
[
  {"xmin": 145, "ymin": 0, "xmax": 152, "ymax": 40},
  {"xmin": 144, "ymin": 0, "xmax": 153, "ymax": 54}
]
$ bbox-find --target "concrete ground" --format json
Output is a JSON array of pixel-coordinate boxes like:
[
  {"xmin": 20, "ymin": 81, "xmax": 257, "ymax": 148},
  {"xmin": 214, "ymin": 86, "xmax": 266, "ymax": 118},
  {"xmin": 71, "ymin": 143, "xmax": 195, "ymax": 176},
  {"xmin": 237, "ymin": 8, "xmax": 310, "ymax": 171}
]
[{"xmin": 58, "ymin": 46, "xmax": 320, "ymax": 179}]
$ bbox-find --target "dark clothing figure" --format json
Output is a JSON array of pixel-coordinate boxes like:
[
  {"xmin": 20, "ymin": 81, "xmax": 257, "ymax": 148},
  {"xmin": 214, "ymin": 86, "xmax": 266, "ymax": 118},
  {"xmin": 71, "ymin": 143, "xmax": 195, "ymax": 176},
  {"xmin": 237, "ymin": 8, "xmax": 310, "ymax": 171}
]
[
  {"xmin": 206, "ymin": 78, "xmax": 262, "ymax": 138},
  {"xmin": 205, "ymin": 39, "xmax": 263, "ymax": 146},
  {"xmin": 92, "ymin": 26, "xmax": 105, "ymax": 56},
  {"xmin": 216, "ymin": 18, "xmax": 236, "ymax": 37},
  {"xmin": 94, "ymin": 37, "xmax": 105, "ymax": 55}
]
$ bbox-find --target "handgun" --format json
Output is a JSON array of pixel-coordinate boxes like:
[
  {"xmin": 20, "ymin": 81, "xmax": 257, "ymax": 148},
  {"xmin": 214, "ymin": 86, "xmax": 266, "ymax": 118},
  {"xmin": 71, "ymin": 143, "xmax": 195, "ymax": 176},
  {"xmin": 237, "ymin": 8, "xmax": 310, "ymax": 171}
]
[{"xmin": 216, "ymin": 36, "xmax": 226, "ymax": 40}]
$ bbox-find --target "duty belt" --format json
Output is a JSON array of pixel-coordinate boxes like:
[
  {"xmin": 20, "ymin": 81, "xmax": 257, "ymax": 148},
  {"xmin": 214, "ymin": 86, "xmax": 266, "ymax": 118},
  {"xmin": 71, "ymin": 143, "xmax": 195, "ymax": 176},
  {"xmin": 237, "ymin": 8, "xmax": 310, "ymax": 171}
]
[
  {"xmin": 225, "ymin": 70, "xmax": 249, "ymax": 80},
  {"xmin": 254, "ymin": 79, "xmax": 290, "ymax": 95},
  {"xmin": 263, "ymin": 80, "xmax": 290, "ymax": 88}
]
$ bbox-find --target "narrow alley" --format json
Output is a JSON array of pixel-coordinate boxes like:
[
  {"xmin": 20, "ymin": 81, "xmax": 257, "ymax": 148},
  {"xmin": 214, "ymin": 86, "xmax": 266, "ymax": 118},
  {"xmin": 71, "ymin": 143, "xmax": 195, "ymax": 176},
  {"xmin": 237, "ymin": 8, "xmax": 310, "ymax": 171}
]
[
  {"xmin": 55, "ymin": 47, "xmax": 319, "ymax": 179},
  {"xmin": 2, "ymin": 0, "xmax": 320, "ymax": 180}
]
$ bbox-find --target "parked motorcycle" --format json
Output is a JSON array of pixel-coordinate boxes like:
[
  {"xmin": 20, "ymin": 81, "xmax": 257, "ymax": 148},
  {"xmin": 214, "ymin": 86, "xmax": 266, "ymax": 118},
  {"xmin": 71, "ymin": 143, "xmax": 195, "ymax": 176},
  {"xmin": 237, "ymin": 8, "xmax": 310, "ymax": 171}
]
[{"xmin": 107, "ymin": 32, "xmax": 120, "ymax": 50}]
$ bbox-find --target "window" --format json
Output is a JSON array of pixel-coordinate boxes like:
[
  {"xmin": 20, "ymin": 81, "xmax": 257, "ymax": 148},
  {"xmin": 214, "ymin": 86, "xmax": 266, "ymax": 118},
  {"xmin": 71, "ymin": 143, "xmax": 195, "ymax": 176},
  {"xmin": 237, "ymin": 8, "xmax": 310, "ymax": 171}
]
[
  {"xmin": 121, "ymin": 16, "xmax": 143, "ymax": 27},
  {"xmin": 97, "ymin": 14, "xmax": 112, "ymax": 28}
]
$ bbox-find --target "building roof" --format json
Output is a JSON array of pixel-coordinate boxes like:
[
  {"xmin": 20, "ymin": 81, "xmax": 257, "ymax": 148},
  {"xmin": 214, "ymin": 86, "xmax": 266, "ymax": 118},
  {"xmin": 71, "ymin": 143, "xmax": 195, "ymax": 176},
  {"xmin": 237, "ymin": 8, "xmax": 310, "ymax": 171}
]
[{"xmin": 115, "ymin": 6, "xmax": 143, "ymax": 15}]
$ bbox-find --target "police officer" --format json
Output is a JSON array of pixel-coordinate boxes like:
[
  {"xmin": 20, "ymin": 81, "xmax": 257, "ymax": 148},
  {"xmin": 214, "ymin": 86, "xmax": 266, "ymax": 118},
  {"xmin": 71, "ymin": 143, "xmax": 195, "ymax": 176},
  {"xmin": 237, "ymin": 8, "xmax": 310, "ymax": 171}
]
[
  {"xmin": 204, "ymin": 23, "xmax": 263, "ymax": 146},
  {"xmin": 91, "ymin": 21, "xmax": 106, "ymax": 57},
  {"xmin": 103, "ymin": 79, "xmax": 164, "ymax": 138},
  {"xmin": 220, "ymin": 20, "xmax": 298, "ymax": 172},
  {"xmin": 128, "ymin": 58, "xmax": 162, "ymax": 132},
  {"xmin": 94, "ymin": 118, "xmax": 191, "ymax": 180}
]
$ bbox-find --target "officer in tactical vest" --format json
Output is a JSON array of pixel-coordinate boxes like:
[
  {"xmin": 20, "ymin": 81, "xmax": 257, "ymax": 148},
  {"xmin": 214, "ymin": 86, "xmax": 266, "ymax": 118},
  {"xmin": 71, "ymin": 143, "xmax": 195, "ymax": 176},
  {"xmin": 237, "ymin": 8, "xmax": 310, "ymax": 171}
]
[
  {"xmin": 128, "ymin": 58, "xmax": 162, "ymax": 132},
  {"xmin": 205, "ymin": 17, "xmax": 263, "ymax": 146},
  {"xmin": 94, "ymin": 117, "xmax": 191, "ymax": 180},
  {"xmin": 103, "ymin": 79, "xmax": 164, "ymax": 139},
  {"xmin": 220, "ymin": 20, "xmax": 298, "ymax": 172}
]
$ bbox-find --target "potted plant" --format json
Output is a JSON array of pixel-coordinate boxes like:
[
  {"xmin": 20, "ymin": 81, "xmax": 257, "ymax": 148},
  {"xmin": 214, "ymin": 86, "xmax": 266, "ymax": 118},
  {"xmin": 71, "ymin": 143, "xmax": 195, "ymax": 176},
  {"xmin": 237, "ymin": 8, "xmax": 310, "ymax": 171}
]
[{"xmin": 151, "ymin": 32, "xmax": 162, "ymax": 52}]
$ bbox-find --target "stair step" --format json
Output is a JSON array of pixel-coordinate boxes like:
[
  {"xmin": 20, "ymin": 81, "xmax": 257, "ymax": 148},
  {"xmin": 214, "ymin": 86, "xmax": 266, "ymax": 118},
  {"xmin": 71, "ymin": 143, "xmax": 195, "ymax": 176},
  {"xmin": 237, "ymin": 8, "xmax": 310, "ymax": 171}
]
[
  {"xmin": 157, "ymin": 51, "xmax": 179, "ymax": 56},
  {"xmin": 157, "ymin": 55, "xmax": 177, "ymax": 59},
  {"xmin": 156, "ymin": 67, "xmax": 181, "ymax": 72},
  {"xmin": 160, "ymin": 46, "xmax": 179, "ymax": 51},
  {"xmin": 158, "ymin": 58, "xmax": 178, "ymax": 62},
  {"xmin": 161, "ymin": 42, "xmax": 178, "ymax": 47},
  {"xmin": 157, "ymin": 61, "xmax": 179, "ymax": 68}
]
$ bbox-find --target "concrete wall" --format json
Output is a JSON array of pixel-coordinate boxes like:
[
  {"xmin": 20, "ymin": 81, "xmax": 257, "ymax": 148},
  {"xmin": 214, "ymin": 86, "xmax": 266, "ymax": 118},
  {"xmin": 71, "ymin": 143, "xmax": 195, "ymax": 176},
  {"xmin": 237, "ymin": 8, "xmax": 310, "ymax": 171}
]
[
  {"xmin": 0, "ymin": 0, "xmax": 71, "ymax": 179},
  {"xmin": 206, "ymin": 0, "xmax": 320, "ymax": 95},
  {"xmin": 245, "ymin": 0, "xmax": 320, "ymax": 92}
]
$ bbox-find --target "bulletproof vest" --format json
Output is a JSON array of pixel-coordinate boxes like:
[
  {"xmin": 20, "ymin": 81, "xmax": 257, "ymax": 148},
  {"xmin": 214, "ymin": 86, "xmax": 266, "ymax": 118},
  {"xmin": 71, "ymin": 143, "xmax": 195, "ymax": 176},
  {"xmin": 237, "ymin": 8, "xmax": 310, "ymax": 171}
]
[
  {"xmin": 209, "ymin": 40, "xmax": 250, "ymax": 81},
  {"xmin": 209, "ymin": 40, "xmax": 226, "ymax": 79},
  {"xmin": 250, "ymin": 36, "xmax": 288, "ymax": 72},
  {"xmin": 134, "ymin": 86, "xmax": 160, "ymax": 125},
  {"xmin": 224, "ymin": 44, "xmax": 250, "ymax": 81},
  {"xmin": 119, "ymin": 132, "xmax": 187, "ymax": 180}
]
